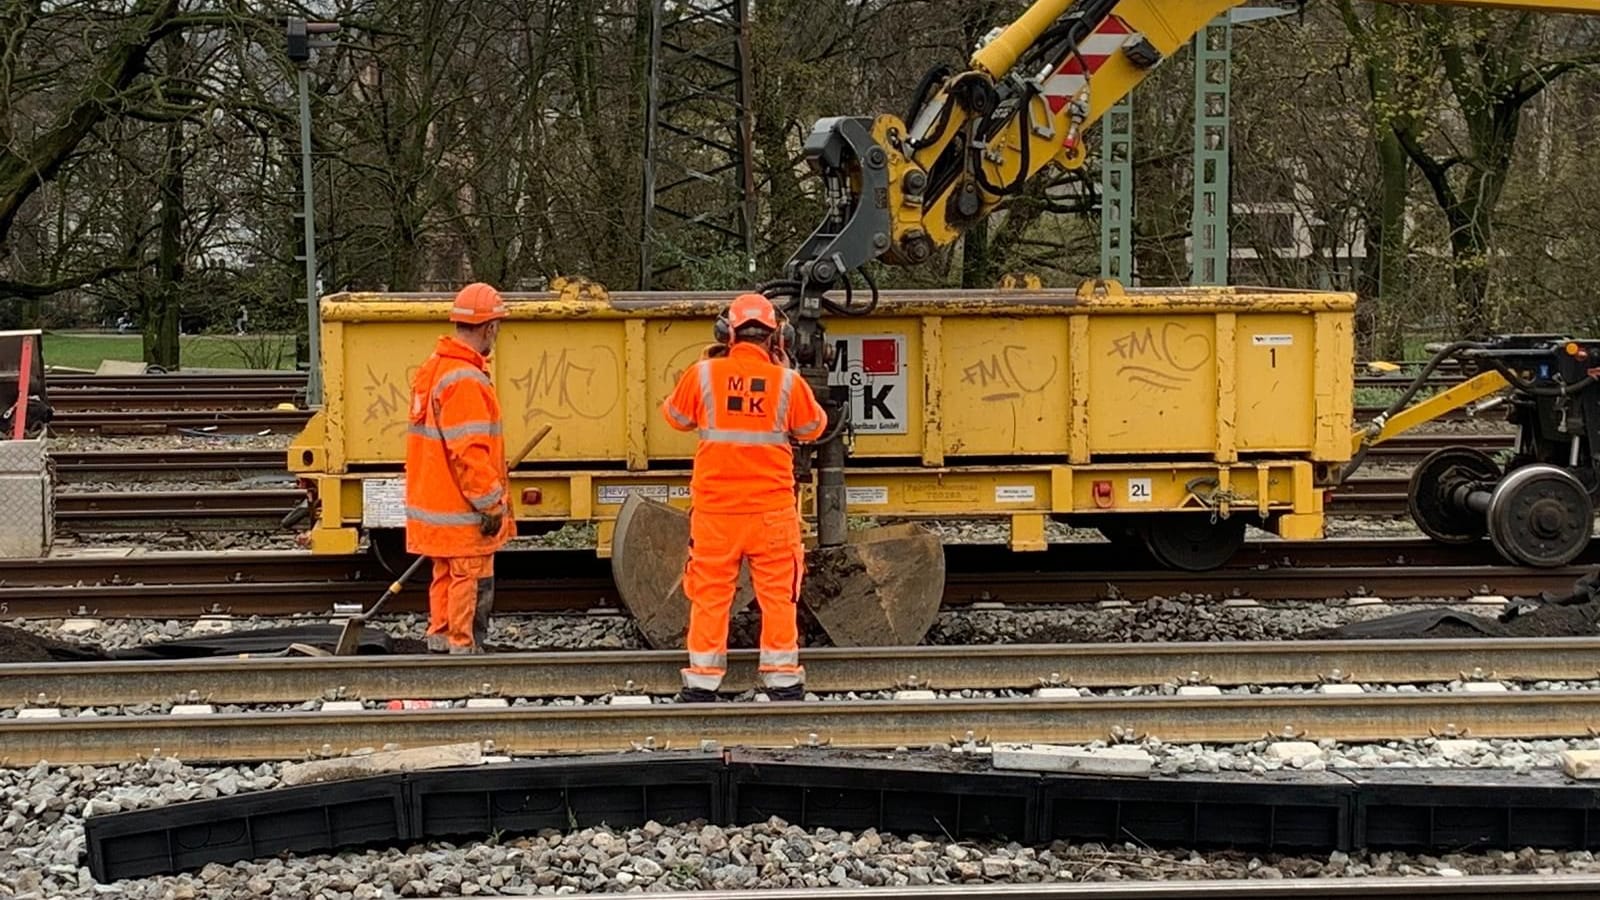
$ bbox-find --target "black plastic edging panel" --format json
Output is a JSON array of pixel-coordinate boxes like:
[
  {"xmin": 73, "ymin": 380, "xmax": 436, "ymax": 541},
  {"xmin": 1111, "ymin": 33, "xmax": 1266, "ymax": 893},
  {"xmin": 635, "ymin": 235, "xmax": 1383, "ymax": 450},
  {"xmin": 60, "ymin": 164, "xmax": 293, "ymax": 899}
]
[
  {"xmin": 1039, "ymin": 771, "xmax": 1353, "ymax": 852},
  {"xmin": 1345, "ymin": 768, "xmax": 1600, "ymax": 851},
  {"xmin": 407, "ymin": 753, "xmax": 726, "ymax": 843},
  {"xmin": 726, "ymin": 750, "xmax": 1038, "ymax": 843},
  {"xmin": 85, "ymin": 776, "xmax": 407, "ymax": 884}
]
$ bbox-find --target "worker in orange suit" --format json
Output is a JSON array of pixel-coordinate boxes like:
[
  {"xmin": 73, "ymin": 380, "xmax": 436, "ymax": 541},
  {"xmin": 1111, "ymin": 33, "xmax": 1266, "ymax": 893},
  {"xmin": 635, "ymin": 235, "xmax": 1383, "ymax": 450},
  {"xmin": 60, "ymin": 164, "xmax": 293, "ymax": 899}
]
[
  {"xmin": 404, "ymin": 282, "xmax": 516, "ymax": 654},
  {"xmin": 661, "ymin": 293, "xmax": 828, "ymax": 702}
]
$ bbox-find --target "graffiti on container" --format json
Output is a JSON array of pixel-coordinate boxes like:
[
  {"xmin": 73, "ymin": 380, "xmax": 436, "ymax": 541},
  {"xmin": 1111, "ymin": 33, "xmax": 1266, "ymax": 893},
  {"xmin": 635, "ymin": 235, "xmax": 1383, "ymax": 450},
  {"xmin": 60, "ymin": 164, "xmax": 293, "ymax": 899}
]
[
  {"xmin": 961, "ymin": 345, "xmax": 1057, "ymax": 402},
  {"xmin": 1107, "ymin": 323, "xmax": 1212, "ymax": 391},
  {"xmin": 663, "ymin": 342, "xmax": 706, "ymax": 387},
  {"xmin": 512, "ymin": 347, "xmax": 620, "ymax": 421},
  {"xmin": 362, "ymin": 364, "xmax": 414, "ymax": 435}
]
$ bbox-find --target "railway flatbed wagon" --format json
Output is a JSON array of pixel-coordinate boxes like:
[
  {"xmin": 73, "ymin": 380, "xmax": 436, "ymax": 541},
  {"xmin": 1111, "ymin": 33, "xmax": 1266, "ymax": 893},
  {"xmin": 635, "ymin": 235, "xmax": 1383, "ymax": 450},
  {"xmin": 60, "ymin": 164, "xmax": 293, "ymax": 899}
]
[{"xmin": 288, "ymin": 278, "xmax": 1355, "ymax": 577}]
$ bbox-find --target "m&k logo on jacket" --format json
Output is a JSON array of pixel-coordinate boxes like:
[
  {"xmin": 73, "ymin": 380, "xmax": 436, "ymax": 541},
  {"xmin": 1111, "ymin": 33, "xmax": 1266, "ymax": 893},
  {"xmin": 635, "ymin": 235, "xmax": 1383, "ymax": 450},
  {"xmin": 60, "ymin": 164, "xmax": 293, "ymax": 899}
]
[{"xmin": 724, "ymin": 375, "xmax": 769, "ymax": 417}]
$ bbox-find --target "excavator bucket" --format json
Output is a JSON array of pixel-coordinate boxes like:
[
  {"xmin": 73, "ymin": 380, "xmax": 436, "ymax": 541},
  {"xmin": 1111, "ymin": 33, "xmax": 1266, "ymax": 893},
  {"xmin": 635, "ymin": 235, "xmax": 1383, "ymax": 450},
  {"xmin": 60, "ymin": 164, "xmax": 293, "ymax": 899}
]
[
  {"xmin": 610, "ymin": 494, "xmax": 752, "ymax": 649},
  {"xmin": 798, "ymin": 523, "xmax": 946, "ymax": 647},
  {"xmin": 610, "ymin": 495, "xmax": 946, "ymax": 649}
]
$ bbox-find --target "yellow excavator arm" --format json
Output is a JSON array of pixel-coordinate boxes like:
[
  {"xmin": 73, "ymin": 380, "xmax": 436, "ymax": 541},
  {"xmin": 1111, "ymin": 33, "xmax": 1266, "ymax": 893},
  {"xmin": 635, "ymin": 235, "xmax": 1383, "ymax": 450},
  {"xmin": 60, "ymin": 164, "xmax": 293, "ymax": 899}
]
[{"xmin": 769, "ymin": 0, "xmax": 1600, "ymax": 296}]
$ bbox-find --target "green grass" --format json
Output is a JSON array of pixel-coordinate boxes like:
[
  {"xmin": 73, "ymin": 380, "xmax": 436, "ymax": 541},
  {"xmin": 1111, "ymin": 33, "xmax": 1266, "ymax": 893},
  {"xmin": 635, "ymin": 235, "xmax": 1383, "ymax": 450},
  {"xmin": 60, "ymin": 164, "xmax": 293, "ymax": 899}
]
[{"xmin": 40, "ymin": 332, "xmax": 298, "ymax": 371}]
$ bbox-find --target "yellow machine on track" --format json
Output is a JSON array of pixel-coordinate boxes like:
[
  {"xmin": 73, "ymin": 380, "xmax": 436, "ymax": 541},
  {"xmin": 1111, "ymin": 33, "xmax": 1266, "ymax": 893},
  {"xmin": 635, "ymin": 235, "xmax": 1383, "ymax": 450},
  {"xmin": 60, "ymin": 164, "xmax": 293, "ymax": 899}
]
[{"xmin": 288, "ymin": 0, "xmax": 1600, "ymax": 648}]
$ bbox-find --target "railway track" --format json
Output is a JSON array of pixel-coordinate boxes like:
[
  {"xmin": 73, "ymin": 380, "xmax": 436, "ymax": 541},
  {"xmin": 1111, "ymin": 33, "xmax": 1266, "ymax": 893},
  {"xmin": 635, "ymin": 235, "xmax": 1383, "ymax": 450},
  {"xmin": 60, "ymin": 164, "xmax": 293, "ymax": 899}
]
[
  {"xmin": 10, "ymin": 638, "xmax": 1600, "ymax": 707},
  {"xmin": 9, "ymin": 688, "xmax": 1600, "ymax": 765},
  {"xmin": 1, "ymin": 541, "xmax": 1590, "ymax": 617},
  {"xmin": 50, "ymin": 449, "xmax": 291, "ymax": 482},
  {"xmin": 43, "ymin": 408, "xmax": 311, "ymax": 434},
  {"xmin": 47, "ymin": 373, "xmax": 306, "ymax": 389},
  {"xmin": 46, "ymin": 389, "xmax": 302, "ymax": 412},
  {"xmin": 17, "ymin": 537, "xmax": 1538, "ymax": 588}
]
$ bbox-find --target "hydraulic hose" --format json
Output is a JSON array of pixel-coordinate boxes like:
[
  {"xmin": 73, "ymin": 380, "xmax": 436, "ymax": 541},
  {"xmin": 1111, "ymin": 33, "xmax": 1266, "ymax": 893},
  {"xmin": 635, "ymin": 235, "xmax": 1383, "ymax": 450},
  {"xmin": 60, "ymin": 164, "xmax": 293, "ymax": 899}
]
[{"xmin": 1337, "ymin": 340, "xmax": 1486, "ymax": 484}]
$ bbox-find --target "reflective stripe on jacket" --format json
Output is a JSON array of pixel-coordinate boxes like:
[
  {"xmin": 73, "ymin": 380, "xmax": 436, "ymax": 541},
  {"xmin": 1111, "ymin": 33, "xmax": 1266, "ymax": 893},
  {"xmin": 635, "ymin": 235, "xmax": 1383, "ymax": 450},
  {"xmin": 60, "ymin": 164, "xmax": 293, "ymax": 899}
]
[
  {"xmin": 661, "ymin": 342, "xmax": 828, "ymax": 514},
  {"xmin": 404, "ymin": 335, "xmax": 515, "ymax": 556}
]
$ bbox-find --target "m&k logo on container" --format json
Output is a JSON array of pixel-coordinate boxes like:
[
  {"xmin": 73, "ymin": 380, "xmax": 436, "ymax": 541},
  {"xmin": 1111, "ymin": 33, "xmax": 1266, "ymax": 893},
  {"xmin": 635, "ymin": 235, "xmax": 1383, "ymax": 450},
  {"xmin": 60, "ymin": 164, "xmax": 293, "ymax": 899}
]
[{"xmin": 827, "ymin": 334, "xmax": 908, "ymax": 434}]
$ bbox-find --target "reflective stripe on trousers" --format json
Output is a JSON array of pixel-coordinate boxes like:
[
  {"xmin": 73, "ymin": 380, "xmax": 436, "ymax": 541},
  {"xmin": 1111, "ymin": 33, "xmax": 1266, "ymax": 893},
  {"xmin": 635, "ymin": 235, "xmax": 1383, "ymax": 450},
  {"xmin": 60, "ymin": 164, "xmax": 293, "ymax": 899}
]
[
  {"xmin": 681, "ymin": 508, "xmax": 804, "ymax": 692},
  {"xmin": 758, "ymin": 648, "xmax": 803, "ymax": 689}
]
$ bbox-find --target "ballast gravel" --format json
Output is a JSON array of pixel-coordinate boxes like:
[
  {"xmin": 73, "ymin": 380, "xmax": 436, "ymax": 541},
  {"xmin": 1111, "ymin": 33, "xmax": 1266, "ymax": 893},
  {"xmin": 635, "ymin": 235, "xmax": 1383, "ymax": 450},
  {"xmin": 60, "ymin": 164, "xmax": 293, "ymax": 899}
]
[{"xmin": 6, "ymin": 750, "xmax": 1600, "ymax": 899}]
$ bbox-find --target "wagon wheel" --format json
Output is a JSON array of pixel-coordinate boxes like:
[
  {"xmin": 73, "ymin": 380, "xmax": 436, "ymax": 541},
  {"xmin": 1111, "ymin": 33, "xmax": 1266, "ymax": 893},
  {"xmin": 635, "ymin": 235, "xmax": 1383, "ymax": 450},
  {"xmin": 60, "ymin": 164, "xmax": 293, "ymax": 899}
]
[
  {"xmin": 1487, "ymin": 464, "xmax": 1594, "ymax": 568},
  {"xmin": 1406, "ymin": 446, "xmax": 1500, "ymax": 545},
  {"xmin": 1094, "ymin": 519, "xmax": 1154, "ymax": 565},
  {"xmin": 1142, "ymin": 514, "xmax": 1246, "ymax": 572}
]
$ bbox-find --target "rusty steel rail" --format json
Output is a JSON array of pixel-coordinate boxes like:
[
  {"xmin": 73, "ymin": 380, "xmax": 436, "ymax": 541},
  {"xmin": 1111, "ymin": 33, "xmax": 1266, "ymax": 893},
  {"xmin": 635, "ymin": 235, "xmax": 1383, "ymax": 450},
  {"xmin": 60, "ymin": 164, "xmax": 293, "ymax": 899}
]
[
  {"xmin": 47, "ymin": 389, "xmax": 301, "ymax": 412},
  {"xmin": 54, "ymin": 490, "xmax": 301, "ymax": 528},
  {"xmin": 52, "ymin": 449, "xmax": 287, "ymax": 474},
  {"xmin": 0, "ymin": 564, "xmax": 1588, "ymax": 619},
  {"xmin": 48, "ymin": 373, "xmax": 306, "ymax": 390},
  {"xmin": 555, "ymin": 877, "xmax": 1600, "ymax": 900},
  {"xmin": 7, "ymin": 690, "xmax": 1600, "ymax": 764},
  {"xmin": 44, "ymin": 409, "xmax": 311, "ymax": 435},
  {"xmin": 5, "ymin": 638, "xmax": 1600, "ymax": 708},
  {"xmin": 10, "ymin": 537, "xmax": 1577, "ymax": 589}
]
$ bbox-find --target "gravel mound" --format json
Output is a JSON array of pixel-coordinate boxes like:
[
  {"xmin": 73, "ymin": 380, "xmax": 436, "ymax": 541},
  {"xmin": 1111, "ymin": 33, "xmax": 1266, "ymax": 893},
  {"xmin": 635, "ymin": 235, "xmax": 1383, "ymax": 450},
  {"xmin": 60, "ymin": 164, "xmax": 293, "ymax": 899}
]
[{"xmin": 0, "ymin": 624, "xmax": 105, "ymax": 662}]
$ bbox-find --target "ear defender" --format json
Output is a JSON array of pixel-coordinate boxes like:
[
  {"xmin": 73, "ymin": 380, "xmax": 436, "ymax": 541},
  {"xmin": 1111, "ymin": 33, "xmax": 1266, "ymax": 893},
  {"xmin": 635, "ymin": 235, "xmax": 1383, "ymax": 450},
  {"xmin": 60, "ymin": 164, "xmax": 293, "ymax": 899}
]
[
  {"xmin": 778, "ymin": 316, "xmax": 795, "ymax": 356},
  {"xmin": 713, "ymin": 309, "xmax": 732, "ymax": 344}
]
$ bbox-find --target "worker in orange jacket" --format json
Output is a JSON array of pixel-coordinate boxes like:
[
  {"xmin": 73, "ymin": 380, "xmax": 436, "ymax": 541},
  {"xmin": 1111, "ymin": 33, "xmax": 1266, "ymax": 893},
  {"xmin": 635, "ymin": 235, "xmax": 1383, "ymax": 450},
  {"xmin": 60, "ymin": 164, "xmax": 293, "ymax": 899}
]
[
  {"xmin": 404, "ymin": 282, "xmax": 516, "ymax": 654},
  {"xmin": 661, "ymin": 293, "xmax": 828, "ymax": 701}
]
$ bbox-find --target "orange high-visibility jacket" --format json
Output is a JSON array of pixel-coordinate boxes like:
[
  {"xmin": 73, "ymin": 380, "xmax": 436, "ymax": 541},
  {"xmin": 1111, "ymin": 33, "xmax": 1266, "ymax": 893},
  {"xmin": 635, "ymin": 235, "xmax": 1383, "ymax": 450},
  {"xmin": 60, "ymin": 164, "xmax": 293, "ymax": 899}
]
[
  {"xmin": 404, "ymin": 335, "xmax": 515, "ymax": 557},
  {"xmin": 661, "ymin": 342, "xmax": 828, "ymax": 514}
]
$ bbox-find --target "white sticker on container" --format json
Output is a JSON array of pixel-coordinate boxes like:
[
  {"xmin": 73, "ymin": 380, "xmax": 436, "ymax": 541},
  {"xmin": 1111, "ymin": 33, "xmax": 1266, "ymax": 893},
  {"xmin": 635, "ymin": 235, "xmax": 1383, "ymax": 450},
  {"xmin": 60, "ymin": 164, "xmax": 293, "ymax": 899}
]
[
  {"xmin": 1252, "ymin": 334, "xmax": 1294, "ymax": 346},
  {"xmin": 846, "ymin": 486, "xmax": 889, "ymax": 505},
  {"xmin": 361, "ymin": 478, "xmax": 407, "ymax": 528},
  {"xmin": 995, "ymin": 485, "xmax": 1035, "ymax": 504},
  {"xmin": 597, "ymin": 484, "xmax": 689, "ymax": 505},
  {"xmin": 1127, "ymin": 478, "xmax": 1153, "ymax": 504}
]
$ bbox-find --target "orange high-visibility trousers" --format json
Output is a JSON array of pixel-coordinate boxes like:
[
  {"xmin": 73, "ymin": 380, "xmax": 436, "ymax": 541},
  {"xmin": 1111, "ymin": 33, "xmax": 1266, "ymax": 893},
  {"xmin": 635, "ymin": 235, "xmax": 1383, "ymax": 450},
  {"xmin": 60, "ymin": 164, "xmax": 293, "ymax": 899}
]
[
  {"xmin": 681, "ymin": 508, "xmax": 804, "ymax": 692},
  {"xmin": 425, "ymin": 555, "xmax": 495, "ymax": 649}
]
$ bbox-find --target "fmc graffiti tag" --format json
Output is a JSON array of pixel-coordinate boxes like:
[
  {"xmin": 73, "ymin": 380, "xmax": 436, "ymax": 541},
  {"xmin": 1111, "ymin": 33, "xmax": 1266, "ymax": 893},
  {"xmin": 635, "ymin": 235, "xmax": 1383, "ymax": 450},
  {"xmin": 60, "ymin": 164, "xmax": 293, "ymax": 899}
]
[
  {"xmin": 960, "ymin": 345, "xmax": 1058, "ymax": 402},
  {"xmin": 1108, "ymin": 323, "xmax": 1212, "ymax": 391},
  {"xmin": 362, "ymin": 364, "xmax": 414, "ymax": 435}
]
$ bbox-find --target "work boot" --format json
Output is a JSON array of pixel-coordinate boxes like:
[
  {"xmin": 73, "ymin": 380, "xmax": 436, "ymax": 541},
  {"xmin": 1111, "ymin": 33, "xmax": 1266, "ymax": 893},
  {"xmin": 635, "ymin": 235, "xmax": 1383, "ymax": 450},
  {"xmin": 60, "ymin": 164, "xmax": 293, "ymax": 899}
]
[
  {"xmin": 448, "ymin": 643, "xmax": 485, "ymax": 655},
  {"xmin": 425, "ymin": 634, "xmax": 448, "ymax": 653},
  {"xmin": 764, "ymin": 684, "xmax": 805, "ymax": 702},
  {"xmin": 675, "ymin": 687, "xmax": 719, "ymax": 704}
]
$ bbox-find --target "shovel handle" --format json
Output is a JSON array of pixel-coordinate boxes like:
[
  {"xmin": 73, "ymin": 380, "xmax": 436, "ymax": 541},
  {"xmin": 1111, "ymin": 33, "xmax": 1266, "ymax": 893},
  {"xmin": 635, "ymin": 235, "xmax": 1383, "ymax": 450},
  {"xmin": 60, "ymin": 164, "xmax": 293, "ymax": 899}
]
[
  {"xmin": 509, "ymin": 423, "xmax": 554, "ymax": 469},
  {"xmin": 363, "ymin": 554, "xmax": 430, "ymax": 621}
]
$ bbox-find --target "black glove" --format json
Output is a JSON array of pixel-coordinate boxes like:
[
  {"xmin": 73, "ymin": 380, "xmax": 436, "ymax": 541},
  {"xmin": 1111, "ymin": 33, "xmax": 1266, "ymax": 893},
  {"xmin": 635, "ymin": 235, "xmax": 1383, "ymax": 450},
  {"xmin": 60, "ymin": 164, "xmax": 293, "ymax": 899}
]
[{"xmin": 478, "ymin": 510, "xmax": 503, "ymax": 537}]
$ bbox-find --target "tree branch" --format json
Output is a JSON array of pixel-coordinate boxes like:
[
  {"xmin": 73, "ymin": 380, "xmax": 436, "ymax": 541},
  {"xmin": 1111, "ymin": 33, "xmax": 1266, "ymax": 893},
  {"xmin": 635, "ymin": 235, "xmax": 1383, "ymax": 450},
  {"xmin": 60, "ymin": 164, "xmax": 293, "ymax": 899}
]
[{"xmin": 0, "ymin": 257, "xmax": 150, "ymax": 300}]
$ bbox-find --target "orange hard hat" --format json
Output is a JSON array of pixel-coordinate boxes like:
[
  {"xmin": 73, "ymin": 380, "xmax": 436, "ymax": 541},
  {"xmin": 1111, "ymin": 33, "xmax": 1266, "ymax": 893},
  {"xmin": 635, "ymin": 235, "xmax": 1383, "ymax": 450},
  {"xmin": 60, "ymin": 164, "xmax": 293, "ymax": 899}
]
[
  {"xmin": 449, "ymin": 282, "xmax": 507, "ymax": 325},
  {"xmin": 727, "ymin": 293, "xmax": 778, "ymax": 331}
]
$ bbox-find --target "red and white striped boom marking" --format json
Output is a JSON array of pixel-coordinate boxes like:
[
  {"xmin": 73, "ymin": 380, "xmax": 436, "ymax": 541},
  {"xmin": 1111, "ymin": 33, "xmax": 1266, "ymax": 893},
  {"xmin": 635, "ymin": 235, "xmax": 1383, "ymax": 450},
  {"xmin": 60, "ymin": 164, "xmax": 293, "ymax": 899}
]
[{"xmin": 1041, "ymin": 16, "xmax": 1135, "ymax": 116}]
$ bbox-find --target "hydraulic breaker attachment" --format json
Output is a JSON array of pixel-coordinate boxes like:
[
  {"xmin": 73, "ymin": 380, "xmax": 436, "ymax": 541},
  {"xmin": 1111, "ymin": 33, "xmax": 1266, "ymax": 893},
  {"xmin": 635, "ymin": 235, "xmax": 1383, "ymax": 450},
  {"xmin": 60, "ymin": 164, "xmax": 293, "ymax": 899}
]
[{"xmin": 610, "ymin": 494, "xmax": 947, "ymax": 649}]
